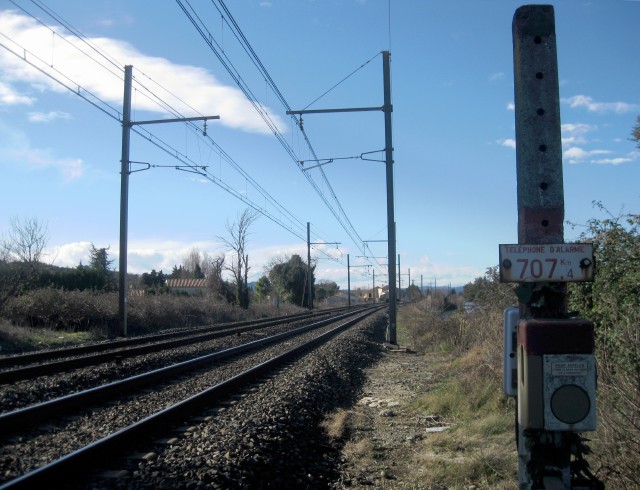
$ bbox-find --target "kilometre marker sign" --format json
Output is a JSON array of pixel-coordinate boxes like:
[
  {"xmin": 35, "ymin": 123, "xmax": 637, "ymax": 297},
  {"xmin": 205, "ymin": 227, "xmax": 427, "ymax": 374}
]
[{"xmin": 499, "ymin": 243, "xmax": 594, "ymax": 282}]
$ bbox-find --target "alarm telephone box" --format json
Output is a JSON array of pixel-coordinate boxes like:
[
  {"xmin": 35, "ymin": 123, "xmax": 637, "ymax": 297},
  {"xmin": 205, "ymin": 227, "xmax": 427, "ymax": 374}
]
[{"xmin": 517, "ymin": 318, "xmax": 596, "ymax": 431}]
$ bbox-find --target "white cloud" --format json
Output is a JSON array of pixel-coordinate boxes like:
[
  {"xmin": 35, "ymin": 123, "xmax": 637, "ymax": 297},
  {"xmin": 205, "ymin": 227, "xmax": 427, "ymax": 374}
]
[
  {"xmin": 49, "ymin": 237, "xmax": 486, "ymax": 288},
  {"xmin": 560, "ymin": 123, "xmax": 637, "ymax": 165},
  {"xmin": 58, "ymin": 158, "xmax": 82, "ymax": 180},
  {"xmin": 27, "ymin": 110, "xmax": 71, "ymax": 123},
  {"xmin": 412, "ymin": 255, "xmax": 484, "ymax": 287},
  {"xmin": 259, "ymin": 2, "xmax": 273, "ymax": 7},
  {"xmin": 591, "ymin": 152, "xmax": 640, "ymax": 166},
  {"xmin": 563, "ymin": 146, "xmax": 611, "ymax": 164},
  {"xmin": 488, "ymin": 72, "xmax": 505, "ymax": 83},
  {"xmin": 497, "ymin": 138, "xmax": 516, "ymax": 149},
  {"xmin": 0, "ymin": 81, "xmax": 35, "ymax": 105},
  {"xmin": 506, "ymin": 102, "xmax": 515, "ymax": 111},
  {"xmin": 9, "ymin": 147, "xmax": 84, "ymax": 180},
  {"xmin": 561, "ymin": 123, "xmax": 596, "ymax": 147},
  {"xmin": 591, "ymin": 157, "xmax": 632, "ymax": 165},
  {"xmin": 50, "ymin": 241, "xmax": 92, "ymax": 266},
  {"xmin": 0, "ymin": 10, "xmax": 284, "ymax": 135},
  {"xmin": 563, "ymin": 147, "xmax": 588, "ymax": 162},
  {"xmin": 0, "ymin": 120, "xmax": 84, "ymax": 180},
  {"xmin": 562, "ymin": 95, "xmax": 638, "ymax": 114}
]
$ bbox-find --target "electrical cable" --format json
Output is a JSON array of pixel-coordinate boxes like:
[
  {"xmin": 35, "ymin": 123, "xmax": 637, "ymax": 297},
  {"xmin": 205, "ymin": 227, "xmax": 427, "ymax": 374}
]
[
  {"xmin": 302, "ymin": 52, "xmax": 380, "ymax": 111},
  {"xmin": 0, "ymin": 35, "xmax": 121, "ymax": 122},
  {"xmin": 186, "ymin": 0, "xmax": 370, "ymax": 254},
  {"xmin": 10, "ymin": 0, "xmax": 123, "ymax": 82},
  {"xmin": 0, "ymin": 11, "xmax": 342, "ymax": 265},
  {"xmin": 28, "ymin": 0, "xmax": 122, "ymax": 73},
  {"xmin": 4, "ymin": 2, "xmax": 378, "ymax": 272}
]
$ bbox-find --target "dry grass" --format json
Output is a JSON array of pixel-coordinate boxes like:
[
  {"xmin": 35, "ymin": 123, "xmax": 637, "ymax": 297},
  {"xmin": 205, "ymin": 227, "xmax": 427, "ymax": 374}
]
[
  {"xmin": 342, "ymin": 439, "xmax": 374, "ymax": 461},
  {"xmin": 320, "ymin": 408, "xmax": 351, "ymax": 440},
  {"xmin": 0, "ymin": 320, "xmax": 101, "ymax": 354},
  {"xmin": 398, "ymin": 300, "xmax": 518, "ymax": 489}
]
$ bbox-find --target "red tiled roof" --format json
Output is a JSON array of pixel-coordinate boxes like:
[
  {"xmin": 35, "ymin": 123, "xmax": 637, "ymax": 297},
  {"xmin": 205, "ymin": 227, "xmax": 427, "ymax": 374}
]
[{"xmin": 166, "ymin": 278, "xmax": 207, "ymax": 288}]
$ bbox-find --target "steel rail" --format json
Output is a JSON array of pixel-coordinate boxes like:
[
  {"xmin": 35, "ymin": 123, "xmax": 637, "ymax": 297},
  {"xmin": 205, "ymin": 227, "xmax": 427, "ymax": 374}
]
[
  {"xmin": 0, "ymin": 308, "xmax": 349, "ymax": 369},
  {"xmin": 0, "ymin": 306, "xmax": 383, "ymax": 489},
  {"xmin": 0, "ymin": 307, "xmax": 355, "ymax": 384},
  {"xmin": 0, "ymin": 308, "xmax": 374, "ymax": 433}
]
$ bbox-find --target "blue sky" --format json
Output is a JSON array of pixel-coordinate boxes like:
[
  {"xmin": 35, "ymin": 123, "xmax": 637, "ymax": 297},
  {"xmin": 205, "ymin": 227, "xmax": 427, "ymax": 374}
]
[{"xmin": 1, "ymin": 0, "xmax": 638, "ymax": 291}]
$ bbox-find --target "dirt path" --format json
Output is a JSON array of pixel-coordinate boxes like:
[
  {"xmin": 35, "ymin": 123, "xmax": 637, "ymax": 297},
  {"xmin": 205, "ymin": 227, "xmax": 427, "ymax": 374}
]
[{"xmin": 326, "ymin": 346, "xmax": 455, "ymax": 489}]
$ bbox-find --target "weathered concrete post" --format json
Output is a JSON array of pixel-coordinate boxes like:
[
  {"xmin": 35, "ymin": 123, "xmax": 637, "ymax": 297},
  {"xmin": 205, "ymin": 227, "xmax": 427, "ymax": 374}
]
[
  {"xmin": 513, "ymin": 5, "xmax": 570, "ymax": 487},
  {"xmin": 514, "ymin": 5, "xmax": 564, "ymax": 250}
]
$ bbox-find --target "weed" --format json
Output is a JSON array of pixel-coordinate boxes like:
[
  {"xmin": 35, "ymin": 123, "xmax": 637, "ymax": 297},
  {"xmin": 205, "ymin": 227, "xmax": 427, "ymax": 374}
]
[
  {"xmin": 0, "ymin": 320, "xmax": 100, "ymax": 354},
  {"xmin": 397, "ymin": 299, "xmax": 517, "ymax": 488}
]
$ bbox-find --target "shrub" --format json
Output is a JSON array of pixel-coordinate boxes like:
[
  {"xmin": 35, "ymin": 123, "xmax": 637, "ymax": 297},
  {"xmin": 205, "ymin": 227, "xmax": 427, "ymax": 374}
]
[
  {"xmin": 568, "ymin": 208, "xmax": 640, "ymax": 487},
  {"xmin": 1, "ymin": 288, "xmax": 115, "ymax": 331},
  {"xmin": 1, "ymin": 288, "xmax": 304, "ymax": 339}
]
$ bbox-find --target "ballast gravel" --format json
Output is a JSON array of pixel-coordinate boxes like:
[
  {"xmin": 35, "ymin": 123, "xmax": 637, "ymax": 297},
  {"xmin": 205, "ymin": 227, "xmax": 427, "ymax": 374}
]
[
  {"xmin": 0, "ymin": 318, "xmax": 328, "ymax": 413},
  {"xmin": 83, "ymin": 313, "xmax": 387, "ymax": 489}
]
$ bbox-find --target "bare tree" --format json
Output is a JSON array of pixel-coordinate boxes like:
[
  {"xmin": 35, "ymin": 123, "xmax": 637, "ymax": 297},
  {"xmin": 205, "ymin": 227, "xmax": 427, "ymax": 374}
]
[
  {"xmin": 1, "ymin": 216, "xmax": 49, "ymax": 265},
  {"xmin": 206, "ymin": 253, "xmax": 227, "ymax": 299},
  {"xmin": 0, "ymin": 216, "xmax": 50, "ymax": 307},
  {"xmin": 183, "ymin": 247, "xmax": 206, "ymax": 278},
  {"xmin": 218, "ymin": 208, "xmax": 259, "ymax": 308}
]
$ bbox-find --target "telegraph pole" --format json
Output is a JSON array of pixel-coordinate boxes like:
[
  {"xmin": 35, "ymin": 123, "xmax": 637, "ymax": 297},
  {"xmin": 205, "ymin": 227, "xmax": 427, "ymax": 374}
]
[
  {"xmin": 306, "ymin": 222, "xmax": 339, "ymax": 309},
  {"xmin": 307, "ymin": 222, "xmax": 312, "ymax": 309},
  {"xmin": 118, "ymin": 65, "xmax": 219, "ymax": 336},
  {"xmin": 383, "ymin": 52, "xmax": 397, "ymax": 344},
  {"xmin": 347, "ymin": 254, "xmax": 351, "ymax": 307},
  {"xmin": 346, "ymin": 254, "xmax": 371, "ymax": 306},
  {"xmin": 287, "ymin": 51, "xmax": 396, "ymax": 343},
  {"xmin": 372, "ymin": 270, "xmax": 376, "ymax": 303},
  {"xmin": 118, "ymin": 66, "xmax": 132, "ymax": 338}
]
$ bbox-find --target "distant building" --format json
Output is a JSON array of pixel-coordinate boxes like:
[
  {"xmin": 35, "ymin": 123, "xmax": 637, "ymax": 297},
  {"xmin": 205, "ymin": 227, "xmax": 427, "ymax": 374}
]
[
  {"xmin": 324, "ymin": 290, "xmax": 361, "ymax": 305},
  {"xmin": 360, "ymin": 286, "xmax": 384, "ymax": 302},
  {"xmin": 165, "ymin": 278, "xmax": 208, "ymax": 295}
]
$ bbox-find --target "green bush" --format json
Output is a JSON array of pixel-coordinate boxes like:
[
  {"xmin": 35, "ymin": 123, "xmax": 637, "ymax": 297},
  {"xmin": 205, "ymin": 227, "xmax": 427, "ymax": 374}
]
[
  {"xmin": 1, "ymin": 288, "xmax": 114, "ymax": 331},
  {"xmin": 568, "ymin": 207, "xmax": 640, "ymax": 488}
]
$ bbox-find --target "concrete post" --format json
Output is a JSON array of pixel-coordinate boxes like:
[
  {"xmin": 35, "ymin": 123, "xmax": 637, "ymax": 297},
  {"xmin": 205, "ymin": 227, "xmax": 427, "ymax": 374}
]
[
  {"xmin": 513, "ymin": 5, "xmax": 571, "ymax": 487},
  {"xmin": 513, "ymin": 5, "xmax": 564, "ymax": 247}
]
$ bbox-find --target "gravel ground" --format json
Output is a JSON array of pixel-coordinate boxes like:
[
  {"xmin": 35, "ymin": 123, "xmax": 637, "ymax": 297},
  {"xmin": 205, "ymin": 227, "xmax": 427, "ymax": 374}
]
[
  {"xmin": 0, "ymin": 312, "xmax": 386, "ymax": 486},
  {"xmin": 329, "ymin": 346, "xmax": 449, "ymax": 488},
  {"xmin": 75, "ymin": 312, "xmax": 389, "ymax": 489}
]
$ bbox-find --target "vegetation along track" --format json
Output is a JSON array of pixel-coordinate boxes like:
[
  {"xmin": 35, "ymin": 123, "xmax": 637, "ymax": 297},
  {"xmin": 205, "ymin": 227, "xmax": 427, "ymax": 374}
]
[{"xmin": 0, "ymin": 306, "xmax": 383, "ymax": 488}]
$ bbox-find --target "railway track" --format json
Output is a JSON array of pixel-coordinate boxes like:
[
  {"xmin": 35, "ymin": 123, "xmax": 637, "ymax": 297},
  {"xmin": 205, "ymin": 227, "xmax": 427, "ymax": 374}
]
[
  {"xmin": 0, "ymin": 306, "xmax": 384, "ymax": 488},
  {"xmin": 0, "ymin": 308, "xmax": 361, "ymax": 413},
  {"xmin": 0, "ymin": 307, "xmax": 354, "ymax": 383}
]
